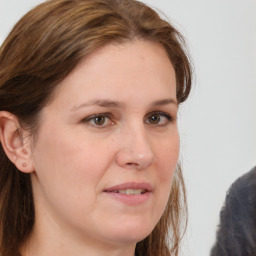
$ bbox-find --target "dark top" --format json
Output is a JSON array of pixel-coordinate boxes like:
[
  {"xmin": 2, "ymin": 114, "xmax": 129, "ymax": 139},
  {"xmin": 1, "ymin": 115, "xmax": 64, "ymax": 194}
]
[{"xmin": 211, "ymin": 166, "xmax": 256, "ymax": 256}]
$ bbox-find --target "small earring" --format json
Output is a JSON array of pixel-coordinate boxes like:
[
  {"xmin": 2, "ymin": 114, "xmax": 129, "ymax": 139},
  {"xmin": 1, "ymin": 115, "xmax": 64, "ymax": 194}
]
[{"xmin": 22, "ymin": 163, "xmax": 27, "ymax": 167}]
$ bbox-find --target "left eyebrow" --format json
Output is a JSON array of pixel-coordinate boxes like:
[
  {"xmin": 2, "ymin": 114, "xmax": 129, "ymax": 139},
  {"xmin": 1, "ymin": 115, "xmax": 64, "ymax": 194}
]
[{"xmin": 150, "ymin": 98, "xmax": 178, "ymax": 107}]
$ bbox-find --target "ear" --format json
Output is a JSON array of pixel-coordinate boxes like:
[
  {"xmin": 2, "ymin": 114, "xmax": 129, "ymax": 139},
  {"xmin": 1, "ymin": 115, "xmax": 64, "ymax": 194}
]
[{"xmin": 0, "ymin": 111, "xmax": 34, "ymax": 173}]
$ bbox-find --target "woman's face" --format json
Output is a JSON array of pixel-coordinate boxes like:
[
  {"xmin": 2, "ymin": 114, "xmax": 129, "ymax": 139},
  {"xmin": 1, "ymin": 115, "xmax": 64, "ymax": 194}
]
[{"xmin": 29, "ymin": 40, "xmax": 179, "ymax": 250}]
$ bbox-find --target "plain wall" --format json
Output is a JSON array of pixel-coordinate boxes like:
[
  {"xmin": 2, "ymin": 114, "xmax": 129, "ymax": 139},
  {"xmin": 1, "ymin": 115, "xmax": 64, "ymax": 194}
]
[{"xmin": 0, "ymin": 0, "xmax": 256, "ymax": 255}]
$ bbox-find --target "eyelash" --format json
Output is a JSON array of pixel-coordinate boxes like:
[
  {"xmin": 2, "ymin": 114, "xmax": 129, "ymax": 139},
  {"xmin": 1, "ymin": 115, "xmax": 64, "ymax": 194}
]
[
  {"xmin": 145, "ymin": 111, "xmax": 173, "ymax": 126},
  {"xmin": 82, "ymin": 111, "xmax": 174, "ymax": 128},
  {"xmin": 82, "ymin": 113, "xmax": 114, "ymax": 128}
]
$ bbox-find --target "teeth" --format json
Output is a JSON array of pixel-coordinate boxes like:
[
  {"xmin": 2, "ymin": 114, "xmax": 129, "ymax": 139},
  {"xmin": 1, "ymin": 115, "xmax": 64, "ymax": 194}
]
[{"xmin": 118, "ymin": 189, "xmax": 146, "ymax": 195}]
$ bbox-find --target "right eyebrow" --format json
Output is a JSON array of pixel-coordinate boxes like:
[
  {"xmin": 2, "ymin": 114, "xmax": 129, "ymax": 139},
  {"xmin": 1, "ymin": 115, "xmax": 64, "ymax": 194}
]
[{"xmin": 70, "ymin": 99, "xmax": 124, "ymax": 111}]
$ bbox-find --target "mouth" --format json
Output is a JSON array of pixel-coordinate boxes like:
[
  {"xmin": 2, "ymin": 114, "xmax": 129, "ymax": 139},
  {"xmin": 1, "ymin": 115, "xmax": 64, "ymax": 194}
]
[
  {"xmin": 110, "ymin": 189, "xmax": 147, "ymax": 195},
  {"xmin": 103, "ymin": 182, "xmax": 152, "ymax": 205},
  {"xmin": 104, "ymin": 182, "xmax": 152, "ymax": 194}
]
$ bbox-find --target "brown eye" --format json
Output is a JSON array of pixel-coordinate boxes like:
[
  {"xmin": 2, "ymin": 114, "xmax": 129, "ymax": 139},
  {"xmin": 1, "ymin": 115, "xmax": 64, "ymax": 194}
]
[
  {"xmin": 82, "ymin": 113, "xmax": 114, "ymax": 128},
  {"xmin": 145, "ymin": 112, "xmax": 172, "ymax": 125},
  {"xmin": 94, "ymin": 116, "xmax": 106, "ymax": 125},
  {"xmin": 148, "ymin": 114, "xmax": 161, "ymax": 124}
]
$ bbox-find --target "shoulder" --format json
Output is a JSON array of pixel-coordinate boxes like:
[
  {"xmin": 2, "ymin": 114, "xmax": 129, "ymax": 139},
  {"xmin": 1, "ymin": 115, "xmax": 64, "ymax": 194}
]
[
  {"xmin": 211, "ymin": 166, "xmax": 256, "ymax": 256},
  {"xmin": 227, "ymin": 166, "xmax": 256, "ymax": 212},
  {"xmin": 230, "ymin": 166, "xmax": 256, "ymax": 191}
]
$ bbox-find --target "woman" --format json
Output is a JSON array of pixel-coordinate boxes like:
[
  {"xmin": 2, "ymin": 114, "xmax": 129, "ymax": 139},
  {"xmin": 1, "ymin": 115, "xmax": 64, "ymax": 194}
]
[
  {"xmin": 211, "ymin": 166, "xmax": 256, "ymax": 256},
  {"xmin": 0, "ymin": 0, "xmax": 192, "ymax": 255}
]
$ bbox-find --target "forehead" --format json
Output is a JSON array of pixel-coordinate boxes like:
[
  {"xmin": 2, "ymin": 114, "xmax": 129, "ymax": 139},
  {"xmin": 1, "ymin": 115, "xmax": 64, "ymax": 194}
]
[{"xmin": 47, "ymin": 39, "xmax": 176, "ymax": 109}]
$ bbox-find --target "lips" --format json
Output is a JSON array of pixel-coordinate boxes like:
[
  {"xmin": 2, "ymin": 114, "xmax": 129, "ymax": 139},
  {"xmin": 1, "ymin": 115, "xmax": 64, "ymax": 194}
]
[
  {"xmin": 103, "ymin": 182, "xmax": 153, "ymax": 205},
  {"xmin": 104, "ymin": 182, "xmax": 153, "ymax": 193},
  {"xmin": 115, "ymin": 189, "xmax": 146, "ymax": 195}
]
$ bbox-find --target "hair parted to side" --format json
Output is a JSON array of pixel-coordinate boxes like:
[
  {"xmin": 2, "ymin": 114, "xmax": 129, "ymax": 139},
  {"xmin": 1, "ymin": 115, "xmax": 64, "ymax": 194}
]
[{"xmin": 0, "ymin": 0, "xmax": 192, "ymax": 255}]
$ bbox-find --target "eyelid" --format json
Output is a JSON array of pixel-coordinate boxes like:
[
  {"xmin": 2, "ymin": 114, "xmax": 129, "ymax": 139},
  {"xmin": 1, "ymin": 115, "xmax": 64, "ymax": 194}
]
[
  {"xmin": 83, "ymin": 112, "xmax": 111, "ymax": 120},
  {"xmin": 82, "ymin": 112, "xmax": 114, "ymax": 127},
  {"xmin": 145, "ymin": 111, "xmax": 174, "ymax": 125}
]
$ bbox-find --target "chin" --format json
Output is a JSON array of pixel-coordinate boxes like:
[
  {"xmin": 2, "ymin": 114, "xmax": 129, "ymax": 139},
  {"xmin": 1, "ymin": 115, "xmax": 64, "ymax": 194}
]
[{"xmin": 106, "ymin": 219, "xmax": 155, "ymax": 244}]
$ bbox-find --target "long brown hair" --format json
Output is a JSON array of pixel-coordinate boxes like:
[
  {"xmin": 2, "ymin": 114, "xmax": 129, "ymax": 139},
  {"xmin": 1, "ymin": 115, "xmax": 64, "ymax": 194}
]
[{"xmin": 0, "ymin": 0, "xmax": 192, "ymax": 255}]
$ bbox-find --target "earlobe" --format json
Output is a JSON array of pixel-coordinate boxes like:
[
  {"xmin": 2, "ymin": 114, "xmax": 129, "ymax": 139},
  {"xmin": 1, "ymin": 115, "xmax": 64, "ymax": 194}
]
[{"xmin": 0, "ymin": 111, "xmax": 34, "ymax": 173}]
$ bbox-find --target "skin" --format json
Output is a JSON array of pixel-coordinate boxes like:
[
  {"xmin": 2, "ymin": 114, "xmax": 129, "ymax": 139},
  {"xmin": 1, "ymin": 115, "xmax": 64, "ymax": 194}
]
[{"xmin": 20, "ymin": 40, "xmax": 179, "ymax": 256}]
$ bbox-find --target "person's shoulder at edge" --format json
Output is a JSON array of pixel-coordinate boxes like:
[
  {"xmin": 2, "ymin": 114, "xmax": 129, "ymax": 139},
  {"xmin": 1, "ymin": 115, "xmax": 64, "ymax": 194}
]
[
  {"xmin": 230, "ymin": 166, "xmax": 256, "ymax": 190},
  {"xmin": 210, "ymin": 166, "xmax": 256, "ymax": 256},
  {"xmin": 227, "ymin": 166, "xmax": 256, "ymax": 205}
]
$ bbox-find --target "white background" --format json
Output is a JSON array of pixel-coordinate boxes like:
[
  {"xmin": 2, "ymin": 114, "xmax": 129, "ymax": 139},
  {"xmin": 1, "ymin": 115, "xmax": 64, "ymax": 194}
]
[{"xmin": 0, "ymin": 0, "xmax": 255, "ymax": 255}]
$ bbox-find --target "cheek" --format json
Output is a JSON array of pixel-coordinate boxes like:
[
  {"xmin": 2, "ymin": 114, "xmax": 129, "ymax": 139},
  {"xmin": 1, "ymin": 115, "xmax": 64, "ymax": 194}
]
[
  {"xmin": 153, "ymin": 133, "xmax": 179, "ymax": 210},
  {"xmin": 30, "ymin": 129, "xmax": 115, "ymax": 229},
  {"xmin": 138, "ymin": 134, "xmax": 179, "ymax": 234},
  {"xmin": 31, "ymin": 124, "xmax": 114, "ymax": 199},
  {"xmin": 156, "ymin": 133, "xmax": 180, "ymax": 182}
]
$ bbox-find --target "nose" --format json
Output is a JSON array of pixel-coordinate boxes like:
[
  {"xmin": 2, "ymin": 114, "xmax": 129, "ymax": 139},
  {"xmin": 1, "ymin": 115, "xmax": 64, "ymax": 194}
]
[{"xmin": 115, "ymin": 126, "xmax": 155, "ymax": 170}]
